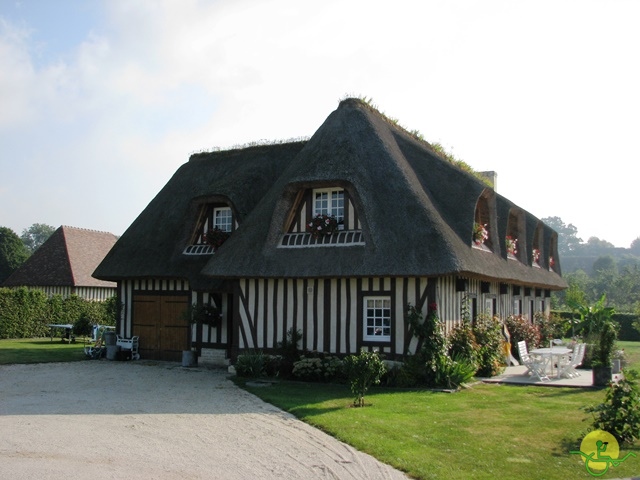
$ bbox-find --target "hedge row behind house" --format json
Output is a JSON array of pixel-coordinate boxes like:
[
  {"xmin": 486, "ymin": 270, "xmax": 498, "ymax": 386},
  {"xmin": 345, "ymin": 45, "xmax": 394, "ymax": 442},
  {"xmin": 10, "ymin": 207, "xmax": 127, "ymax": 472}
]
[
  {"xmin": 0, "ymin": 287, "xmax": 117, "ymax": 339},
  {"xmin": 553, "ymin": 310, "xmax": 640, "ymax": 342}
]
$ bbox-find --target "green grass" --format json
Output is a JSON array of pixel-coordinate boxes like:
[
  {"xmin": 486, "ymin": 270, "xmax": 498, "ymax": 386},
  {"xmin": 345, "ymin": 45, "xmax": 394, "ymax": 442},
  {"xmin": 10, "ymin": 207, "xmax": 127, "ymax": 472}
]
[
  {"xmin": 0, "ymin": 337, "xmax": 89, "ymax": 364},
  {"xmin": 238, "ymin": 341, "xmax": 640, "ymax": 480}
]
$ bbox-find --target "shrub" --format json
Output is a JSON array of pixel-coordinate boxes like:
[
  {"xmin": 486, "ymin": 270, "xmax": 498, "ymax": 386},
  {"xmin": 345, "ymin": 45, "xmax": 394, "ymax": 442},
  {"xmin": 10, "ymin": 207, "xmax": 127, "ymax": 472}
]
[
  {"xmin": 276, "ymin": 328, "xmax": 302, "ymax": 377},
  {"xmin": 448, "ymin": 321, "xmax": 479, "ymax": 370},
  {"xmin": 234, "ymin": 350, "xmax": 266, "ymax": 377},
  {"xmin": 292, "ymin": 354, "xmax": 343, "ymax": 382},
  {"xmin": 473, "ymin": 314, "xmax": 506, "ymax": 377},
  {"xmin": 534, "ymin": 312, "xmax": 566, "ymax": 343},
  {"xmin": 406, "ymin": 302, "xmax": 448, "ymax": 386},
  {"xmin": 343, "ymin": 351, "xmax": 386, "ymax": 407},
  {"xmin": 0, "ymin": 288, "xmax": 119, "ymax": 339},
  {"xmin": 585, "ymin": 369, "xmax": 640, "ymax": 445},
  {"xmin": 433, "ymin": 354, "xmax": 477, "ymax": 389},
  {"xmin": 505, "ymin": 315, "xmax": 541, "ymax": 361}
]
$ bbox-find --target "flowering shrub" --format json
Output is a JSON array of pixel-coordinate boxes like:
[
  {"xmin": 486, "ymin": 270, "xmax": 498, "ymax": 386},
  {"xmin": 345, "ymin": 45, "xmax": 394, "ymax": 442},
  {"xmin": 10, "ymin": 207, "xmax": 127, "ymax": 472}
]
[
  {"xmin": 448, "ymin": 321, "xmax": 479, "ymax": 370},
  {"xmin": 505, "ymin": 315, "xmax": 541, "ymax": 360},
  {"xmin": 307, "ymin": 214, "xmax": 338, "ymax": 238},
  {"xmin": 505, "ymin": 236, "xmax": 518, "ymax": 255},
  {"xmin": 473, "ymin": 223, "xmax": 489, "ymax": 245},
  {"xmin": 292, "ymin": 355, "xmax": 343, "ymax": 381},
  {"xmin": 205, "ymin": 227, "xmax": 230, "ymax": 250},
  {"xmin": 473, "ymin": 314, "xmax": 506, "ymax": 377}
]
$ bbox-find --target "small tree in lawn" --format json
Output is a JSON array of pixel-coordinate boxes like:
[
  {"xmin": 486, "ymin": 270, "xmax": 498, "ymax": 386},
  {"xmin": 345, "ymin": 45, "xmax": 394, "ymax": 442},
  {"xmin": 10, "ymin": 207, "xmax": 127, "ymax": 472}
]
[{"xmin": 343, "ymin": 351, "xmax": 386, "ymax": 407}]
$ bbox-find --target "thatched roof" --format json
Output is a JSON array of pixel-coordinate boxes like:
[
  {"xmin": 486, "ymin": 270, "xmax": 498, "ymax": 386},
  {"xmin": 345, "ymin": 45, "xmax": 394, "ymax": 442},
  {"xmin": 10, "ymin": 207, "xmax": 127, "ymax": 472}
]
[
  {"xmin": 94, "ymin": 99, "xmax": 566, "ymax": 290},
  {"xmin": 3, "ymin": 226, "xmax": 118, "ymax": 288},
  {"xmin": 93, "ymin": 142, "xmax": 306, "ymax": 290}
]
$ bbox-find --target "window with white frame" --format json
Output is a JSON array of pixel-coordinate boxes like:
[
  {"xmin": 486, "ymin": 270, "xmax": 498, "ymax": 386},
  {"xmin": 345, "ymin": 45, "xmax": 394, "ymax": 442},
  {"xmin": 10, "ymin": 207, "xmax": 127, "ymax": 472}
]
[
  {"xmin": 485, "ymin": 297, "xmax": 495, "ymax": 316},
  {"xmin": 513, "ymin": 299, "xmax": 521, "ymax": 316},
  {"xmin": 364, "ymin": 297, "xmax": 391, "ymax": 341},
  {"xmin": 313, "ymin": 188, "xmax": 344, "ymax": 227},
  {"xmin": 214, "ymin": 207, "xmax": 232, "ymax": 232}
]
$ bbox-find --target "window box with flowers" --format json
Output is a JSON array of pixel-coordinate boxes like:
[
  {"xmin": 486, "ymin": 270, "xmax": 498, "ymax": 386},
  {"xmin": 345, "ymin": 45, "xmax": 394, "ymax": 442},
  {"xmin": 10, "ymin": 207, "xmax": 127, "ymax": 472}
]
[
  {"xmin": 549, "ymin": 256, "xmax": 556, "ymax": 271},
  {"xmin": 532, "ymin": 248, "xmax": 541, "ymax": 267},
  {"xmin": 307, "ymin": 214, "xmax": 338, "ymax": 238},
  {"xmin": 473, "ymin": 222, "xmax": 489, "ymax": 246},
  {"xmin": 205, "ymin": 227, "xmax": 230, "ymax": 251},
  {"xmin": 505, "ymin": 236, "xmax": 518, "ymax": 258}
]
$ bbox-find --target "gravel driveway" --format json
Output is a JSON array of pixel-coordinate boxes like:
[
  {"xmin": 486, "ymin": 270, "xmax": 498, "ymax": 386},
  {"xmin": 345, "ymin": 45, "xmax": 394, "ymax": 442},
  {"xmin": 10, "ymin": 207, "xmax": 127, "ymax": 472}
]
[{"xmin": 0, "ymin": 361, "xmax": 408, "ymax": 479}]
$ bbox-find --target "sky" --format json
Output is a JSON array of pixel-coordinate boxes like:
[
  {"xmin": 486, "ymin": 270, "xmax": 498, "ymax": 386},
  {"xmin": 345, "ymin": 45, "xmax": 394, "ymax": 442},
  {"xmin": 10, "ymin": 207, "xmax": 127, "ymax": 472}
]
[{"xmin": 1, "ymin": 0, "xmax": 639, "ymax": 248}]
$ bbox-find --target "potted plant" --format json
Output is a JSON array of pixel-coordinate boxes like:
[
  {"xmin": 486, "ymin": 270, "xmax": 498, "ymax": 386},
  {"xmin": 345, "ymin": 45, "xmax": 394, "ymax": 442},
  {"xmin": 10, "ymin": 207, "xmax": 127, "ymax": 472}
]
[
  {"xmin": 182, "ymin": 304, "xmax": 222, "ymax": 367},
  {"xmin": 568, "ymin": 294, "xmax": 617, "ymax": 386},
  {"xmin": 505, "ymin": 236, "xmax": 518, "ymax": 256},
  {"xmin": 307, "ymin": 214, "xmax": 338, "ymax": 238},
  {"xmin": 592, "ymin": 319, "xmax": 617, "ymax": 386},
  {"xmin": 473, "ymin": 223, "xmax": 488, "ymax": 245},
  {"xmin": 205, "ymin": 227, "xmax": 230, "ymax": 251}
]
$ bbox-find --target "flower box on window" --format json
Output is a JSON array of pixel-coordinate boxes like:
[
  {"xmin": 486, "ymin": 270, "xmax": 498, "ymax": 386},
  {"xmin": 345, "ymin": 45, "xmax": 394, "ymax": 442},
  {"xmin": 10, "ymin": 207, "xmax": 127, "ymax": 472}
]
[
  {"xmin": 205, "ymin": 227, "xmax": 230, "ymax": 251},
  {"xmin": 532, "ymin": 248, "xmax": 541, "ymax": 264},
  {"xmin": 307, "ymin": 214, "xmax": 338, "ymax": 238},
  {"xmin": 473, "ymin": 222, "xmax": 488, "ymax": 245},
  {"xmin": 505, "ymin": 236, "xmax": 518, "ymax": 256}
]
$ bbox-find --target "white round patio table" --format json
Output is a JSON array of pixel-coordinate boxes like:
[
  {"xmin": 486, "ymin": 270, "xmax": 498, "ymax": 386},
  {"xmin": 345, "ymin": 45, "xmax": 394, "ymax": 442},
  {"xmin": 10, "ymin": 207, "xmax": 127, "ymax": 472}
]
[{"xmin": 529, "ymin": 346, "xmax": 572, "ymax": 378}]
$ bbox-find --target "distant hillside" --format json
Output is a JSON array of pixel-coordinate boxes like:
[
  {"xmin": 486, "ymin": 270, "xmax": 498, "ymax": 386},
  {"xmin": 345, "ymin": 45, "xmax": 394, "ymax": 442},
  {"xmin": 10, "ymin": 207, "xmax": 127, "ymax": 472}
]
[{"xmin": 561, "ymin": 248, "xmax": 640, "ymax": 275}]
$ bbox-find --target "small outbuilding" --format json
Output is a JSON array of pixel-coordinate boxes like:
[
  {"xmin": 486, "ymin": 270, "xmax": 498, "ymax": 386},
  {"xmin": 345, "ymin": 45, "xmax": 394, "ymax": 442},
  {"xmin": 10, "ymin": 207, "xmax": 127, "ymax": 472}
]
[{"xmin": 4, "ymin": 225, "xmax": 118, "ymax": 301}]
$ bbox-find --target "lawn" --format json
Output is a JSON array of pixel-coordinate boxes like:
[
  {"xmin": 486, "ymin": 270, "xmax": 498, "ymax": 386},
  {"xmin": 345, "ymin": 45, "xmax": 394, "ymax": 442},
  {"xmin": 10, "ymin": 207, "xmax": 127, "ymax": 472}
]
[
  {"xmin": 0, "ymin": 337, "xmax": 89, "ymax": 364},
  {"xmin": 238, "ymin": 341, "xmax": 640, "ymax": 480}
]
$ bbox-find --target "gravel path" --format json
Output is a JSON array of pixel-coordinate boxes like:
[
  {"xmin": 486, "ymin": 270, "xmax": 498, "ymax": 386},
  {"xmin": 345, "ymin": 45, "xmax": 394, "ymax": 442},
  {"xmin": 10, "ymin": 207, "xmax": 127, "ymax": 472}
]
[{"xmin": 0, "ymin": 361, "xmax": 409, "ymax": 479}]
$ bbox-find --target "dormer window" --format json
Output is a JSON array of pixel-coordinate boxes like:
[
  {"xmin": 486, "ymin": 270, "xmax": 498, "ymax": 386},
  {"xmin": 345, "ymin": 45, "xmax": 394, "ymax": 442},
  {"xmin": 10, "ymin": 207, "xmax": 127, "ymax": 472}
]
[
  {"xmin": 184, "ymin": 202, "xmax": 235, "ymax": 255},
  {"xmin": 313, "ymin": 188, "xmax": 344, "ymax": 228},
  {"xmin": 279, "ymin": 185, "xmax": 364, "ymax": 247},
  {"xmin": 473, "ymin": 191, "xmax": 493, "ymax": 251}
]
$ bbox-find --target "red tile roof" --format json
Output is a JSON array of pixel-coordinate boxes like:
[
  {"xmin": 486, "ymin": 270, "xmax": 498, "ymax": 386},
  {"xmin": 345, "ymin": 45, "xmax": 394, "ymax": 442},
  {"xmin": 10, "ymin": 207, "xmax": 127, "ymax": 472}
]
[{"xmin": 3, "ymin": 226, "xmax": 117, "ymax": 288}]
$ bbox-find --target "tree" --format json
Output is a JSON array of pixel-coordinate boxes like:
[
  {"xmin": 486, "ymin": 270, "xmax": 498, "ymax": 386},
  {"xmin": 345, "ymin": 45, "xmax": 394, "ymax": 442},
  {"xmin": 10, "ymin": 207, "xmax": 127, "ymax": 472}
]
[
  {"xmin": 541, "ymin": 216, "xmax": 583, "ymax": 255},
  {"xmin": 20, "ymin": 223, "xmax": 55, "ymax": 253},
  {"xmin": 0, "ymin": 227, "xmax": 30, "ymax": 283},
  {"xmin": 630, "ymin": 237, "xmax": 640, "ymax": 255},
  {"xmin": 580, "ymin": 236, "xmax": 616, "ymax": 255}
]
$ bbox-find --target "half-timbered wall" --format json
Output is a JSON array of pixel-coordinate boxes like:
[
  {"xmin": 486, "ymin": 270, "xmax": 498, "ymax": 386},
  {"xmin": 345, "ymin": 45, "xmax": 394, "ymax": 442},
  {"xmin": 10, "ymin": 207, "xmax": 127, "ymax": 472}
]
[
  {"xmin": 192, "ymin": 290, "xmax": 232, "ymax": 348},
  {"xmin": 236, "ymin": 275, "xmax": 551, "ymax": 360}
]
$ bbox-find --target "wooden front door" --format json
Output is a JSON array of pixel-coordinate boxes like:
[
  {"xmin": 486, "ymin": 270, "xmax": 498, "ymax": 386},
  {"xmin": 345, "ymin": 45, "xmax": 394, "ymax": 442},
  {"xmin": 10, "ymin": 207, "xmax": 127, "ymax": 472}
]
[{"xmin": 132, "ymin": 294, "xmax": 189, "ymax": 361}]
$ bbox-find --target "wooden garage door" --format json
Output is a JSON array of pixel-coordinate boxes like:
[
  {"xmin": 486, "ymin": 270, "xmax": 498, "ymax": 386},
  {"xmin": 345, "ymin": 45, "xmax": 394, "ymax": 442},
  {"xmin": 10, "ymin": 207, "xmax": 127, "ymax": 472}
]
[{"xmin": 132, "ymin": 294, "xmax": 189, "ymax": 361}]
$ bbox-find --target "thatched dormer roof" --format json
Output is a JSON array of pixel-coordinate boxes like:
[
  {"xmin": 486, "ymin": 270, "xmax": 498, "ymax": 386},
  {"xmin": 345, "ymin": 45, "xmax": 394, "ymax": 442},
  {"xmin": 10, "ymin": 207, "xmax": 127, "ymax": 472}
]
[{"xmin": 94, "ymin": 98, "xmax": 566, "ymax": 290}]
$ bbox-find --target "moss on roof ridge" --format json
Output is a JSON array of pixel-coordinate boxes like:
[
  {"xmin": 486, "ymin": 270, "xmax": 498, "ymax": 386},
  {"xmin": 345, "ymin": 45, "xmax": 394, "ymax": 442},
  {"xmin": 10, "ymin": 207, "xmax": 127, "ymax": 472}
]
[
  {"xmin": 339, "ymin": 95, "xmax": 492, "ymax": 187},
  {"xmin": 189, "ymin": 137, "xmax": 309, "ymax": 160}
]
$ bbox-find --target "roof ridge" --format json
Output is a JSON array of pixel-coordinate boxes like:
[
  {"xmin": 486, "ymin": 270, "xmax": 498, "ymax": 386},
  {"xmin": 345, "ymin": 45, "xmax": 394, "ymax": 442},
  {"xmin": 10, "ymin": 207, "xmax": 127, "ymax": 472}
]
[
  {"xmin": 189, "ymin": 137, "xmax": 309, "ymax": 159},
  {"xmin": 60, "ymin": 225, "xmax": 117, "ymax": 236}
]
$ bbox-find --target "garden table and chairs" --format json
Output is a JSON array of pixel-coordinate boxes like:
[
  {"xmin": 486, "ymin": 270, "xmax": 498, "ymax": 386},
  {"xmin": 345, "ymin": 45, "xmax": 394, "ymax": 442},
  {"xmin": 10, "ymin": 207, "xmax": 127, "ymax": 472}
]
[{"xmin": 529, "ymin": 346, "xmax": 572, "ymax": 379}]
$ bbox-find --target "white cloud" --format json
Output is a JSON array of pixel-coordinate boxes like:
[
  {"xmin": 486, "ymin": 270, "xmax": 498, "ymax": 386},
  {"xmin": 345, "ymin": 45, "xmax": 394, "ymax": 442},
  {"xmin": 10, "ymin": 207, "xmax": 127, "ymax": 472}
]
[{"xmin": 1, "ymin": 0, "xmax": 639, "ymax": 247}]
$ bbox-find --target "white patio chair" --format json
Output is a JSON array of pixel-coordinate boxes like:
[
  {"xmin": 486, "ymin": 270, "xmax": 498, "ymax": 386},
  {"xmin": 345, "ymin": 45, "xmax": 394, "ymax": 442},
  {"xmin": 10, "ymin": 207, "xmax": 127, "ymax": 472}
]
[
  {"xmin": 518, "ymin": 341, "xmax": 549, "ymax": 382},
  {"xmin": 559, "ymin": 343, "xmax": 586, "ymax": 378}
]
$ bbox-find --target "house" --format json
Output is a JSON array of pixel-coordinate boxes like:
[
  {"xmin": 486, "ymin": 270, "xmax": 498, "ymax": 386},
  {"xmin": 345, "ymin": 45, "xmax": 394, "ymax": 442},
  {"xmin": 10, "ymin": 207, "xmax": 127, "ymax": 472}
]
[
  {"xmin": 93, "ymin": 98, "xmax": 567, "ymax": 363},
  {"xmin": 3, "ymin": 226, "xmax": 118, "ymax": 301}
]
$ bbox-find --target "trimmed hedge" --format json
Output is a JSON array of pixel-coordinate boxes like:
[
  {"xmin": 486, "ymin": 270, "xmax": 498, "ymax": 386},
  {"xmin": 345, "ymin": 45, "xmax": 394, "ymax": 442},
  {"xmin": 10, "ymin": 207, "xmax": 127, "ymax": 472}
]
[
  {"xmin": 553, "ymin": 310, "xmax": 640, "ymax": 342},
  {"xmin": 0, "ymin": 287, "xmax": 117, "ymax": 339}
]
